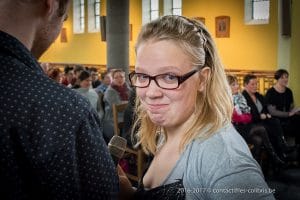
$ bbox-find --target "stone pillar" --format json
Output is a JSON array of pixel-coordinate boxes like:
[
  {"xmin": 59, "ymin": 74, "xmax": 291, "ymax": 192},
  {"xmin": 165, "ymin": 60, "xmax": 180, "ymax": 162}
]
[{"xmin": 106, "ymin": 0, "xmax": 129, "ymax": 75}]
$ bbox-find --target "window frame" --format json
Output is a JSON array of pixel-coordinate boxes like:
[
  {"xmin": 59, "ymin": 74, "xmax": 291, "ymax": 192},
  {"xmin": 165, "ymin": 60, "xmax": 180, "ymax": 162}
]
[
  {"xmin": 163, "ymin": 0, "xmax": 182, "ymax": 16},
  {"xmin": 245, "ymin": 0, "xmax": 270, "ymax": 25},
  {"xmin": 87, "ymin": 0, "xmax": 101, "ymax": 33},
  {"xmin": 73, "ymin": 0, "xmax": 85, "ymax": 34}
]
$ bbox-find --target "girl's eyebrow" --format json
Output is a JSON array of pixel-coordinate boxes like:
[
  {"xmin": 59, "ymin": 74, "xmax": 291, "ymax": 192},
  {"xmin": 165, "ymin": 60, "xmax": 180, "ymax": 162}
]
[{"xmin": 135, "ymin": 66, "xmax": 183, "ymax": 74}]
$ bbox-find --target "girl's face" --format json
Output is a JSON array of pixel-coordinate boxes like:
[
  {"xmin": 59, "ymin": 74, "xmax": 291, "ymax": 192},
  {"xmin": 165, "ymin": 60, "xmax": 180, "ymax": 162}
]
[
  {"xmin": 230, "ymin": 80, "xmax": 239, "ymax": 95},
  {"xmin": 135, "ymin": 40, "xmax": 201, "ymax": 128}
]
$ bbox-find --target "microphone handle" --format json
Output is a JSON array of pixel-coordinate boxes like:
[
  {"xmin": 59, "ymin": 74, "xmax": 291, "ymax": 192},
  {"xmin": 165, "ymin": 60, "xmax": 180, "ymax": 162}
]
[{"xmin": 112, "ymin": 155, "xmax": 120, "ymax": 167}]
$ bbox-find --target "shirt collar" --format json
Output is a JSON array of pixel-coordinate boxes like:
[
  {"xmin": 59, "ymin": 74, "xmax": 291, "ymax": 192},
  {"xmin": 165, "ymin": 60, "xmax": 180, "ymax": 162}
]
[{"xmin": 0, "ymin": 30, "xmax": 44, "ymax": 74}]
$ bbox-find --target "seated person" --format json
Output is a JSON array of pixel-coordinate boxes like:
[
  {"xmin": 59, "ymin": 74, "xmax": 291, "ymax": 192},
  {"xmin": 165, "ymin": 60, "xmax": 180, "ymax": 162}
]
[
  {"xmin": 72, "ymin": 65, "xmax": 85, "ymax": 89},
  {"xmin": 61, "ymin": 65, "xmax": 74, "ymax": 87},
  {"xmin": 265, "ymin": 69, "xmax": 300, "ymax": 145},
  {"xmin": 95, "ymin": 71, "xmax": 111, "ymax": 94},
  {"xmin": 103, "ymin": 69, "xmax": 131, "ymax": 141},
  {"xmin": 227, "ymin": 75, "xmax": 283, "ymax": 164},
  {"xmin": 74, "ymin": 70, "xmax": 104, "ymax": 120},
  {"xmin": 47, "ymin": 67, "xmax": 62, "ymax": 84},
  {"xmin": 242, "ymin": 74, "xmax": 292, "ymax": 162},
  {"xmin": 90, "ymin": 67, "xmax": 101, "ymax": 88}
]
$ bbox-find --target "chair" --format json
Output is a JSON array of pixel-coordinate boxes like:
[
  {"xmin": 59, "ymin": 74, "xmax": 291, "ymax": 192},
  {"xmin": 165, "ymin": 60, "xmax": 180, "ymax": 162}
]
[
  {"xmin": 112, "ymin": 102, "xmax": 128, "ymax": 136},
  {"xmin": 112, "ymin": 103, "xmax": 145, "ymax": 183}
]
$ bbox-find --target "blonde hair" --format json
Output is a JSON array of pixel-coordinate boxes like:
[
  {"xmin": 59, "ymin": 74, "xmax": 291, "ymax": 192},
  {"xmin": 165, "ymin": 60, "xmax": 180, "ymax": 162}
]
[
  {"xmin": 227, "ymin": 74, "xmax": 238, "ymax": 85},
  {"xmin": 133, "ymin": 15, "xmax": 233, "ymax": 155}
]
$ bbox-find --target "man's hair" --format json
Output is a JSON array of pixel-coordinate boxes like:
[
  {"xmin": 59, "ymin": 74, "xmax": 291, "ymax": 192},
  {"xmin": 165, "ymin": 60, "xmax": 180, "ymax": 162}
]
[
  {"xmin": 64, "ymin": 65, "xmax": 73, "ymax": 74},
  {"xmin": 48, "ymin": 68, "xmax": 61, "ymax": 80},
  {"xmin": 90, "ymin": 67, "xmax": 98, "ymax": 73},
  {"xmin": 100, "ymin": 71, "xmax": 109, "ymax": 79},
  {"xmin": 274, "ymin": 69, "xmax": 289, "ymax": 80},
  {"xmin": 57, "ymin": 0, "xmax": 69, "ymax": 17},
  {"xmin": 74, "ymin": 65, "xmax": 84, "ymax": 73},
  {"xmin": 78, "ymin": 70, "xmax": 91, "ymax": 81},
  {"xmin": 243, "ymin": 74, "xmax": 257, "ymax": 85}
]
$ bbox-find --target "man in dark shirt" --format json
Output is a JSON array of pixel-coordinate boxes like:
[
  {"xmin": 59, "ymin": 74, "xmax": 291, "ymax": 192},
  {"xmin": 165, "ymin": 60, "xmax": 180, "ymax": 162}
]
[
  {"xmin": 0, "ymin": 1, "xmax": 118, "ymax": 199},
  {"xmin": 265, "ymin": 69, "xmax": 300, "ymax": 145}
]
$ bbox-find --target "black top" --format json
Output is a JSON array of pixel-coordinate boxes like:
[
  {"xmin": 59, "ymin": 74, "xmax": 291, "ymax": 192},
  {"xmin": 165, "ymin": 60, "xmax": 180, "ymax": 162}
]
[
  {"xmin": 123, "ymin": 89, "xmax": 136, "ymax": 146},
  {"xmin": 242, "ymin": 90, "xmax": 269, "ymax": 123},
  {"xmin": 92, "ymin": 80, "xmax": 102, "ymax": 88},
  {"xmin": 133, "ymin": 179, "xmax": 185, "ymax": 200},
  {"xmin": 133, "ymin": 158, "xmax": 185, "ymax": 200},
  {"xmin": 0, "ymin": 30, "xmax": 118, "ymax": 200},
  {"xmin": 265, "ymin": 87, "xmax": 294, "ymax": 112}
]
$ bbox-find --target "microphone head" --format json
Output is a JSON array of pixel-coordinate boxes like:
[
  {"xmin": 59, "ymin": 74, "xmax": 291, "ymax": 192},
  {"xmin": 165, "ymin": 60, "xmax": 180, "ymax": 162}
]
[{"xmin": 108, "ymin": 136, "xmax": 127, "ymax": 161}]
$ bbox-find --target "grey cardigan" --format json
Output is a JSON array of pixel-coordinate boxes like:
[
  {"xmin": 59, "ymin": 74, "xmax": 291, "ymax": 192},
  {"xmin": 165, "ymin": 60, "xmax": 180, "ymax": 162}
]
[
  {"xmin": 102, "ymin": 85, "xmax": 131, "ymax": 139},
  {"xmin": 156, "ymin": 124, "xmax": 275, "ymax": 200}
]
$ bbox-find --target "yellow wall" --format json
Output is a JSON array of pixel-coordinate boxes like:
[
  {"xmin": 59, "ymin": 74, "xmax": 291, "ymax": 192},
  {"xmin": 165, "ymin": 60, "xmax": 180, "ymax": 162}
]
[
  {"xmin": 40, "ymin": 0, "xmax": 142, "ymax": 66},
  {"xmin": 41, "ymin": 0, "xmax": 279, "ymax": 72},
  {"xmin": 40, "ymin": 0, "xmax": 104, "ymax": 65},
  {"xmin": 289, "ymin": 0, "xmax": 300, "ymax": 105},
  {"xmin": 183, "ymin": 0, "xmax": 278, "ymax": 71},
  {"xmin": 129, "ymin": 0, "xmax": 142, "ymax": 67}
]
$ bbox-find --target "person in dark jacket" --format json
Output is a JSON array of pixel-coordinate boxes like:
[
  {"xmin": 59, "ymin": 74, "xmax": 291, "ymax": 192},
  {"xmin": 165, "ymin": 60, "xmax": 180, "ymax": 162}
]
[
  {"xmin": 227, "ymin": 75, "xmax": 281, "ymax": 164},
  {"xmin": 242, "ymin": 74, "xmax": 293, "ymax": 164}
]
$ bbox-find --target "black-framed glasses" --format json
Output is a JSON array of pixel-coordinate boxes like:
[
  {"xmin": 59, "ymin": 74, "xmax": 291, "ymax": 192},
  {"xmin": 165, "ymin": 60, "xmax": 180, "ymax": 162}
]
[{"xmin": 128, "ymin": 68, "xmax": 199, "ymax": 90}]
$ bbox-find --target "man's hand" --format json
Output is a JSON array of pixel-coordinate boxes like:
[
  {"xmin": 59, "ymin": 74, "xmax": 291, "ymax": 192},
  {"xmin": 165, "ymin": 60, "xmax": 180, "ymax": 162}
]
[{"xmin": 118, "ymin": 165, "xmax": 135, "ymax": 200}]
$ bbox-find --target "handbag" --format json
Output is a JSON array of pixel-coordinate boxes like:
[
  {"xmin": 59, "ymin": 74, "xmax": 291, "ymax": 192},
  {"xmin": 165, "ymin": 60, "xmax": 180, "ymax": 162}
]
[{"xmin": 232, "ymin": 108, "xmax": 252, "ymax": 124}]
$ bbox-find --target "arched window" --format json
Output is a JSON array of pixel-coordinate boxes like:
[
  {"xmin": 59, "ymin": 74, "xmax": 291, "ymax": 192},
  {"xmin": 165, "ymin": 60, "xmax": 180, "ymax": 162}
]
[
  {"xmin": 142, "ymin": 0, "xmax": 159, "ymax": 24},
  {"xmin": 73, "ymin": 0, "xmax": 85, "ymax": 33},
  {"xmin": 88, "ymin": 0, "xmax": 101, "ymax": 33},
  {"xmin": 245, "ymin": 0, "xmax": 270, "ymax": 25},
  {"xmin": 143, "ymin": 0, "xmax": 182, "ymax": 24},
  {"xmin": 164, "ymin": 0, "xmax": 182, "ymax": 16}
]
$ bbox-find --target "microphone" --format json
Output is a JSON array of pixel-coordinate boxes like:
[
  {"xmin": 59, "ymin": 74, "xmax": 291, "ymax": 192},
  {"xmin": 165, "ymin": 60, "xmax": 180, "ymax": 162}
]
[{"xmin": 108, "ymin": 135, "xmax": 127, "ymax": 166}]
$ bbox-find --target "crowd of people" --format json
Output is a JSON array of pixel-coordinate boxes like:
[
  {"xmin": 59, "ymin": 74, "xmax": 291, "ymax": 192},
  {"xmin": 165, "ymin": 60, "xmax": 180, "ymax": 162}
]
[
  {"xmin": 43, "ymin": 63, "xmax": 132, "ymax": 143},
  {"xmin": 43, "ymin": 60, "xmax": 300, "ymax": 174},
  {"xmin": 228, "ymin": 73, "xmax": 300, "ymax": 172}
]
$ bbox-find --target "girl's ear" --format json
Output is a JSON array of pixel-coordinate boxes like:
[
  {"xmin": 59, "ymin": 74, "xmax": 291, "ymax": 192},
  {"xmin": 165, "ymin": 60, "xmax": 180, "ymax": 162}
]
[{"xmin": 198, "ymin": 67, "xmax": 211, "ymax": 92}]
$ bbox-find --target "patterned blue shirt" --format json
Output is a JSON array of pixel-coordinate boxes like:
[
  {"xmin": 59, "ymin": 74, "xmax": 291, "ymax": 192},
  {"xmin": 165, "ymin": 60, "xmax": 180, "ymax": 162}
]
[
  {"xmin": 0, "ymin": 30, "xmax": 119, "ymax": 200},
  {"xmin": 233, "ymin": 93, "xmax": 251, "ymax": 114}
]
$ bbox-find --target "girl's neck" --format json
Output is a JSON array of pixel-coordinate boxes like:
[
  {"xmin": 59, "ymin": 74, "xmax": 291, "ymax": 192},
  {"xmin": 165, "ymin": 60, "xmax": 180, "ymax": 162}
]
[{"xmin": 164, "ymin": 114, "xmax": 195, "ymax": 145}]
